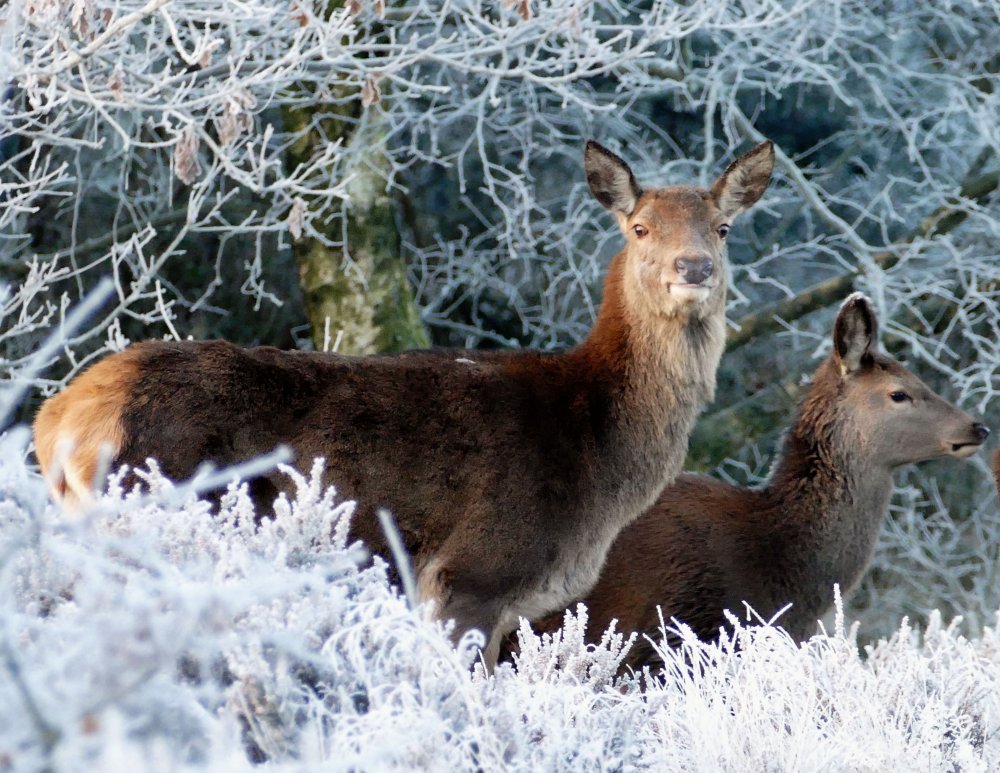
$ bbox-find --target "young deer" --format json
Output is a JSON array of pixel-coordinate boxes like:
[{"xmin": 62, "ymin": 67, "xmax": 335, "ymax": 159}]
[
  {"xmin": 33, "ymin": 140, "xmax": 775, "ymax": 668},
  {"xmin": 517, "ymin": 294, "xmax": 989, "ymax": 669}
]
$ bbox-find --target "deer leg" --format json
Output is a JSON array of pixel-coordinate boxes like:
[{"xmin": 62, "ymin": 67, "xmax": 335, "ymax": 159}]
[
  {"xmin": 417, "ymin": 555, "xmax": 506, "ymax": 672},
  {"xmin": 440, "ymin": 592, "xmax": 505, "ymax": 673}
]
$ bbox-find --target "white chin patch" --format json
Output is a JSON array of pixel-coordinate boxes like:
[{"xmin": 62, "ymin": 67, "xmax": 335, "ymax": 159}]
[
  {"xmin": 667, "ymin": 284, "xmax": 711, "ymax": 304},
  {"xmin": 949, "ymin": 443, "xmax": 980, "ymax": 459}
]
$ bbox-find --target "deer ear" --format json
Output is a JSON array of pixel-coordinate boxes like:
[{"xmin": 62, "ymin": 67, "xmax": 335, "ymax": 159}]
[
  {"xmin": 833, "ymin": 293, "xmax": 879, "ymax": 374},
  {"xmin": 585, "ymin": 140, "xmax": 642, "ymax": 216},
  {"xmin": 710, "ymin": 140, "xmax": 774, "ymax": 220}
]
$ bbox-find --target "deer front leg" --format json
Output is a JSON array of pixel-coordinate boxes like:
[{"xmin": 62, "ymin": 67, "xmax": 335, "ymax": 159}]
[{"xmin": 417, "ymin": 554, "xmax": 508, "ymax": 673}]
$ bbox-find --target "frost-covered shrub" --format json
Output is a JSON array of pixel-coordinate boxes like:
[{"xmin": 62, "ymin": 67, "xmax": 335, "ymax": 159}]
[{"xmin": 3, "ymin": 426, "xmax": 1000, "ymax": 770}]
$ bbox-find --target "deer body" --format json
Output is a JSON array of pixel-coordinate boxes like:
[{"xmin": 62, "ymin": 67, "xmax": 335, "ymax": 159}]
[
  {"xmin": 520, "ymin": 295, "xmax": 988, "ymax": 669},
  {"xmin": 585, "ymin": 413, "xmax": 897, "ymax": 661},
  {"xmin": 34, "ymin": 140, "xmax": 775, "ymax": 668}
]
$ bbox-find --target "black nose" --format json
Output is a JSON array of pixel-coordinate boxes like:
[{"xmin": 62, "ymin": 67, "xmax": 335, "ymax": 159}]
[
  {"xmin": 973, "ymin": 423, "xmax": 990, "ymax": 442},
  {"xmin": 674, "ymin": 255, "xmax": 714, "ymax": 285}
]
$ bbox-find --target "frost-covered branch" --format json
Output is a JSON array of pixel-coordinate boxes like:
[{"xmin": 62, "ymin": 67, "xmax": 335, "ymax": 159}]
[{"xmin": 727, "ymin": 166, "xmax": 1000, "ymax": 351}]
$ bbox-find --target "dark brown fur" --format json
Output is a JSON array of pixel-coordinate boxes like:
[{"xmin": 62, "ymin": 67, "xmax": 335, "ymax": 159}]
[
  {"xmin": 34, "ymin": 140, "xmax": 775, "ymax": 668},
  {"xmin": 515, "ymin": 295, "xmax": 988, "ymax": 669}
]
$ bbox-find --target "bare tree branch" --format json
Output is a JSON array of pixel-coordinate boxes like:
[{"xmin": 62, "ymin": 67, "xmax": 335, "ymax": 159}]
[{"xmin": 727, "ymin": 167, "xmax": 1000, "ymax": 352}]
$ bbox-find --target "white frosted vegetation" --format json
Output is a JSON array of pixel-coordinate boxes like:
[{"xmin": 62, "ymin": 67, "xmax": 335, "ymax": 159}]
[
  {"xmin": 2, "ymin": 439, "xmax": 999, "ymax": 770},
  {"xmin": 2, "ymin": 0, "xmax": 997, "ymax": 372}
]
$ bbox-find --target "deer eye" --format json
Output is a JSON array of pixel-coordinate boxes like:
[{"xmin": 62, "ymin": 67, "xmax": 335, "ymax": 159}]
[
  {"xmin": 633, "ymin": 224, "xmax": 648, "ymax": 238},
  {"xmin": 889, "ymin": 391, "xmax": 910, "ymax": 403},
  {"xmin": 717, "ymin": 224, "xmax": 730, "ymax": 239}
]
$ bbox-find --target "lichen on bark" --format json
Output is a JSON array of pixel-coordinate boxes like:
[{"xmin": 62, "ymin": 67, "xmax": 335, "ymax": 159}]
[{"xmin": 282, "ymin": 92, "xmax": 429, "ymax": 355}]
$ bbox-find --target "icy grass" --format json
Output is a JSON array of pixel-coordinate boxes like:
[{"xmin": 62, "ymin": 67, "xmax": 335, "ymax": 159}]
[{"xmin": 2, "ymin": 432, "xmax": 998, "ymax": 771}]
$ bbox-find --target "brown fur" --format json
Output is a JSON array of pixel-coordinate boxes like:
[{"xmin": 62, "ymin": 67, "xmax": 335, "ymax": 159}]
[
  {"xmin": 514, "ymin": 295, "xmax": 988, "ymax": 669},
  {"xmin": 33, "ymin": 140, "xmax": 775, "ymax": 669},
  {"xmin": 993, "ymin": 449, "xmax": 1000, "ymax": 502}
]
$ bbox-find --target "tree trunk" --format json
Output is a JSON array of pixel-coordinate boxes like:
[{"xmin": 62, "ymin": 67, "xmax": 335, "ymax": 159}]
[{"xmin": 282, "ymin": 104, "xmax": 429, "ymax": 355}]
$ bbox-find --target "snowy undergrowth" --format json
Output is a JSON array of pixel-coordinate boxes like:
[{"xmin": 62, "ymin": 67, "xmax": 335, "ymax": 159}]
[{"xmin": 2, "ymin": 430, "xmax": 999, "ymax": 771}]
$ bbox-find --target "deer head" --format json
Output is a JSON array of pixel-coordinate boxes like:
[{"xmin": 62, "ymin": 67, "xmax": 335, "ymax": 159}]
[
  {"xmin": 584, "ymin": 140, "xmax": 774, "ymax": 319},
  {"xmin": 829, "ymin": 293, "xmax": 989, "ymax": 467}
]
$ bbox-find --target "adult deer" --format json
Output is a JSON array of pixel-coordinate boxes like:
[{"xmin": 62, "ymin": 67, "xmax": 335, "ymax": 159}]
[
  {"xmin": 34, "ymin": 139, "xmax": 775, "ymax": 669},
  {"xmin": 516, "ymin": 294, "xmax": 989, "ymax": 669}
]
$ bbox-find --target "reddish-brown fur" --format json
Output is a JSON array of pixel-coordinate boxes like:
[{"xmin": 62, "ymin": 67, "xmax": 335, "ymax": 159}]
[
  {"xmin": 993, "ymin": 449, "xmax": 1000, "ymax": 502},
  {"xmin": 34, "ymin": 140, "xmax": 775, "ymax": 669},
  {"xmin": 515, "ymin": 295, "xmax": 989, "ymax": 669},
  {"xmin": 33, "ymin": 347, "xmax": 144, "ymax": 510}
]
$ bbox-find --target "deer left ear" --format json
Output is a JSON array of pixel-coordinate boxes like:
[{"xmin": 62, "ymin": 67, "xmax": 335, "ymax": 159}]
[
  {"xmin": 833, "ymin": 292, "xmax": 879, "ymax": 374},
  {"xmin": 711, "ymin": 140, "xmax": 774, "ymax": 220}
]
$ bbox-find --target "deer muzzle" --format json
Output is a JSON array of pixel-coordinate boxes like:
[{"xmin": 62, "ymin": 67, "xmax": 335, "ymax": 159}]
[
  {"xmin": 674, "ymin": 255, "xmax": 714, "ymax": 286},
  {"xmin": 949, "ymin": 421, "xmax": 990, "ymax": 458}
]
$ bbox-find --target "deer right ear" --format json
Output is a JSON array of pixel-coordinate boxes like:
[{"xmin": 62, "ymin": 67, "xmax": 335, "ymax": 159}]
[
  {"xmin": 585, "ymin": 140, "xmax": 642, "ymax": 216},
  {"xmin": 833, "ymin": 293, "xmax": 879, "ymax": 374}
]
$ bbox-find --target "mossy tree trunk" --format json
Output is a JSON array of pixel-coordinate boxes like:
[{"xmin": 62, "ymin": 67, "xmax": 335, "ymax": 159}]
[{"xmin": 282, "ymin": 89, "xmax": 429, "ymax": 355}]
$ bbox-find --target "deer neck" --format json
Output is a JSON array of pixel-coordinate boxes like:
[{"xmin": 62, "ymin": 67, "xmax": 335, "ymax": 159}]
[
  {"xmin": 763, "ymin": 373, "xmax": 895, "ymax": 606},
  {"xmin": 575, "ymin": 251, "xmax": 727, "ymax": 522}
]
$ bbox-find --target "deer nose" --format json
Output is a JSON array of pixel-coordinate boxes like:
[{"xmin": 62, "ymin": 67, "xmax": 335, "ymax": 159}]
[
  {"xmin": 674, "ymin": 255, "xmax": 713, "ymax": 285},
  {"xmin": 972, "ymin": 423, "xmax": 990, "ymax": 442}
]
